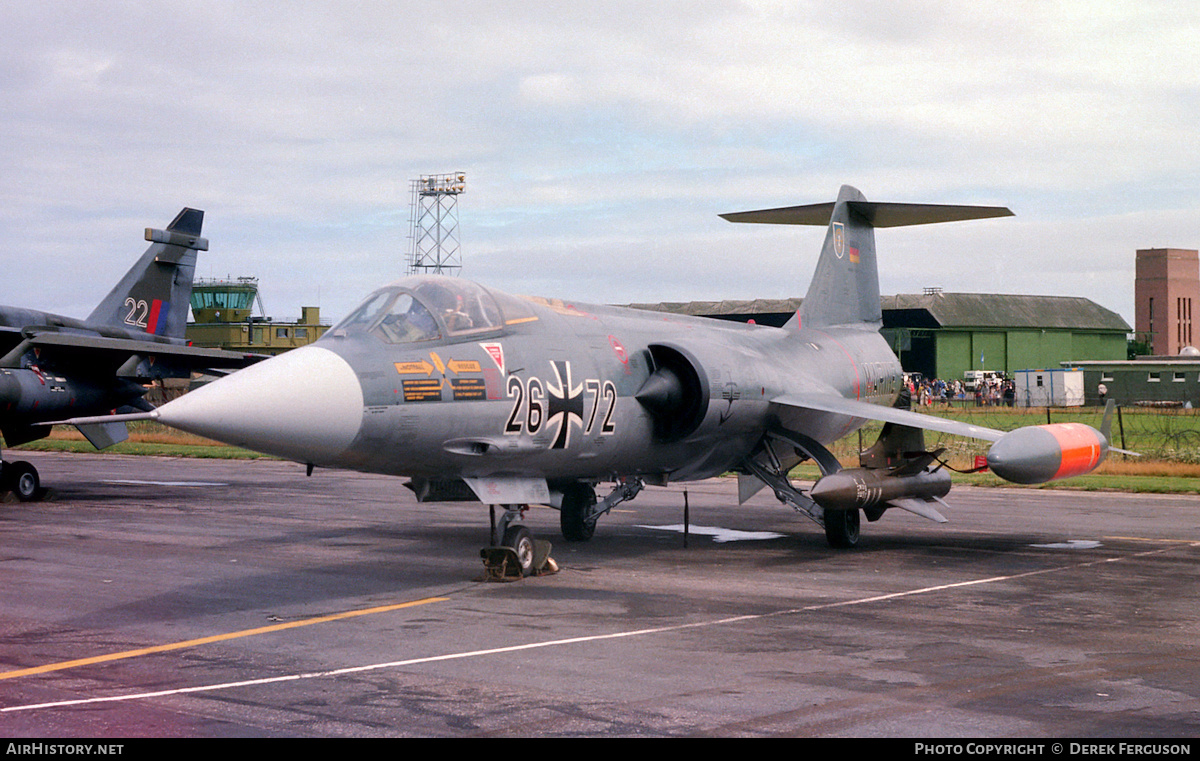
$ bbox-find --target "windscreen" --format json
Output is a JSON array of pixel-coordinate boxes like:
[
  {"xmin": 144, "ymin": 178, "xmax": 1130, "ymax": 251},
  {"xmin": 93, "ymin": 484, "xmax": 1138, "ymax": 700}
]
[{"xmin": 330, "ymin": 277, "xmax": 506, "ymax": 343}]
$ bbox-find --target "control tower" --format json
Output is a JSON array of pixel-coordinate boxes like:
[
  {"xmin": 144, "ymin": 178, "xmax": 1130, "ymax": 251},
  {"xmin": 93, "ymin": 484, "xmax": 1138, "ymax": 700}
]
[
  {"xmin": 187, "ymin": 277, "xmax": 328, "ymax": 356},
  {"xmin": 189, "ymin": 276, "xmax": 264, "ymax": 323},
  {"xmin": 407, "ymin": 172, "xmax": 465, "ymax": 276}
]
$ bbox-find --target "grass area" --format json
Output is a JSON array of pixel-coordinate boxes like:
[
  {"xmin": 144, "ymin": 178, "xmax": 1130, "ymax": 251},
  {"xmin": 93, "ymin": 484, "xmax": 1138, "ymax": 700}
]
[
  {"xmin": 14, "ymin": 422, "xmax": 271, "ymax": 460},
  {"xmin": 16, "ymin": 407, "xmax": 1200, "ymax": 493}
]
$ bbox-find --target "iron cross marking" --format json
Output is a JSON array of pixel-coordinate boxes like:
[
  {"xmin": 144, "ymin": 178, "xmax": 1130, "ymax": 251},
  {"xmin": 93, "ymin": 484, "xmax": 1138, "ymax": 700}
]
[{"xmin": 546, "ymin": 360, "xmax": 586, "ymax": 449}]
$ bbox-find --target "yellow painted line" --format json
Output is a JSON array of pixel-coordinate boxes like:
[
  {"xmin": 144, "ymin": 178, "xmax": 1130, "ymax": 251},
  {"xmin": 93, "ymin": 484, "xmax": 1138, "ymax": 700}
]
[
  {"xmin": 1105, "ymin": 535, "xmax": 1200, "ymax": 544},
  {"xmin": 0, "ymin": 596, "xmax": 447, "ymax": 681}
]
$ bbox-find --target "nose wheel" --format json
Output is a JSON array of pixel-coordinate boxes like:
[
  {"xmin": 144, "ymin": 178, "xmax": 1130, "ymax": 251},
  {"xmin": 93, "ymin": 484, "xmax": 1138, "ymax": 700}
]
[
  {"xmin": 481, "ymin": 505, "xmax": 554, "ymax": 579},
  {"xmin": 500, "ymin": 524, "xmax": 536, "ymax": 576}
]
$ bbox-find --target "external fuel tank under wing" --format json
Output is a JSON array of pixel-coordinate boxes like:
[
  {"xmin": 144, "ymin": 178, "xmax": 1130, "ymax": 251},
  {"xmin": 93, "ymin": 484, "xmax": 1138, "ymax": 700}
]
[{"xmin": 51, "ymin": 186, "xmax": 1119, "ymax": 574}]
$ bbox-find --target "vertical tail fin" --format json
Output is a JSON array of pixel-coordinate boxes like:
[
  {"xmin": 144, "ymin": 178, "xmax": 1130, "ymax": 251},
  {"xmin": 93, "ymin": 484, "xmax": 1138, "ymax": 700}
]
[
  {"xmin": 720, "ymin": 186, "xmax": 1013, "ymax": 329},
  {"xmin": 85, "ymin": 208, "xmax": 208, "ymax": 340}
]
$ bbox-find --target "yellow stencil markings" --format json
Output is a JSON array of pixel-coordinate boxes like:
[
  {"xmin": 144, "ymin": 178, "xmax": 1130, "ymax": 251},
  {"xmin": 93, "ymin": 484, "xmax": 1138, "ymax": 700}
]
[
  {"xmin": 446, "ymin": 359, "xmax": 481, "ymax": 375},
  {"xmin": 429, "ymin": 352, "xmax": 446, "ymax": 375},
  {"xmin": 394, "ymin": 360, "xmax": 435, "ymax": 376},
  {"xmin": 0, "ymin": 596, "xmax": 447, "ymax": 681}
]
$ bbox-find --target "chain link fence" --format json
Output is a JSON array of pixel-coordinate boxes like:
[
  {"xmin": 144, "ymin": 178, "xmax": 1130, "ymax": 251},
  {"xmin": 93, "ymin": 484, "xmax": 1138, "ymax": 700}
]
[{"xmin": 828, "ymin": 404, "xmax": 1200, "ymax": 467}]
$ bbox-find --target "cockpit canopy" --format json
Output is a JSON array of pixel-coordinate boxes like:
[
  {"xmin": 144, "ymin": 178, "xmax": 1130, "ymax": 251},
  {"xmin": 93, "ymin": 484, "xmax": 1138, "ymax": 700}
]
[{"xmin": 329, "ymin": 276, "xmax": 528, "ymax": 344}]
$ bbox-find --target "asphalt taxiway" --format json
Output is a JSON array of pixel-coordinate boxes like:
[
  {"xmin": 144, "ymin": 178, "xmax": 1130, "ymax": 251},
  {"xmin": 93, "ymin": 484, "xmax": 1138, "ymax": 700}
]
[{"xmin": 1, "ymin": 451, "xmax": 1198, "ymax": 737}]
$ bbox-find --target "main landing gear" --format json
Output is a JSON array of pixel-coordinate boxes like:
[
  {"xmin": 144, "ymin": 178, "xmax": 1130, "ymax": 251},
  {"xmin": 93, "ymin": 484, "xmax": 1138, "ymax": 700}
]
[
  {"xmin": 559, "ymin": 478, "xmax": 644, "ymax": 542},
  {"xmin": 822, "ymin": 506, "xmax": 860, "ymax": 549},
  {"xmin": 1, "ymin": 458, "xmax": 41, "ymax": 502},
  {"xmin": 740, "ymin": 427, "xmax": 862, "ymax": 549}
]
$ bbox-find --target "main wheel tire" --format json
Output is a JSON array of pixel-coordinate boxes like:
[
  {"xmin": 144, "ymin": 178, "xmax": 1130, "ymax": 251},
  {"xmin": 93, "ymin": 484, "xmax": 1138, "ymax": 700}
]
[
  {"xmin": 6, "ymin": 461, "xmax": 40, "ymax": 502},
  {"xmin": 560, "ymin": 483, "xmax": 597, "ymax": 542},
  {"xmin": 501, "ymin": 524, "xmax": 536, "ymax": 576},
  {"xmin": 823, "ymin": 507, "xmax": 860, "ymax": 549}
]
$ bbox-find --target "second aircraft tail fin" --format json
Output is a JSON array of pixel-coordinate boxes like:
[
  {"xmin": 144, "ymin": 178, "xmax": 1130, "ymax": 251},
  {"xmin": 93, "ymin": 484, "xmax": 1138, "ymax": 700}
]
[
  {"xmin": 721, "ymin": 186, "xmax": 1012, "ymax": 330},
  {"xmin": 85, "ymin": 208, "xmax": 208, "ymax": 340}
]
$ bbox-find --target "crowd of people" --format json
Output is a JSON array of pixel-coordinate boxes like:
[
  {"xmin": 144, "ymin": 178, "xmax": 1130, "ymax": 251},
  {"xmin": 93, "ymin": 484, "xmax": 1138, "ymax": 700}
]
[{"xmin": 907, "ymin": 375, "xmax": 1017, "ymax": 407}]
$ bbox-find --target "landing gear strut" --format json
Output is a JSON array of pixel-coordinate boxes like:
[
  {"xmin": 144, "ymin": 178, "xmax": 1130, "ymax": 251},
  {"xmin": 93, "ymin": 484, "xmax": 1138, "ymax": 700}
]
[{"xmin": 479, "ymin": 478, "xmax": 648, "ymax": 577}]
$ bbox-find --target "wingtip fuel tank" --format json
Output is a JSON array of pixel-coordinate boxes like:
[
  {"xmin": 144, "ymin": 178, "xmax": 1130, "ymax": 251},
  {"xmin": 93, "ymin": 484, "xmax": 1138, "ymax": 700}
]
[{"xmin": 985, "ymin": 423, "xmax": 1109, "ymax": 484}]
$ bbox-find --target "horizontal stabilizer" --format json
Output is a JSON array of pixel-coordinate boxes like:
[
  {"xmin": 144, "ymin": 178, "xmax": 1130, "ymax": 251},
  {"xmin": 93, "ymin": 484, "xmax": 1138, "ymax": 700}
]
[
  {"xmin": 720, "ymin": 201, "xmax": 1013, "ymax": 227},
  {"xmin": 722, "ymin": 186, "xmax": 1013, "ymax": 330}
]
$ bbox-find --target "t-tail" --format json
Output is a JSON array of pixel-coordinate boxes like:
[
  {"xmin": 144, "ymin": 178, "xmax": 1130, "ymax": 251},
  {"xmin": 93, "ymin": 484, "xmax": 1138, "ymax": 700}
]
[
  {"xmin": 721, "ymin": 185, "xmax": 1013, "ymax": 329},
  {"xmin": 84, "ymin": 207, "xmax": 208, "ymax": 340}
]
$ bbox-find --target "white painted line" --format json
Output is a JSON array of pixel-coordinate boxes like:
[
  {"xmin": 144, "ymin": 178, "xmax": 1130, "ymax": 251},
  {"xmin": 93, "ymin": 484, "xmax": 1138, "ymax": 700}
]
[{"xmin": 1031, "ymin": 540, "xmax": 1102, "ymax": 550}]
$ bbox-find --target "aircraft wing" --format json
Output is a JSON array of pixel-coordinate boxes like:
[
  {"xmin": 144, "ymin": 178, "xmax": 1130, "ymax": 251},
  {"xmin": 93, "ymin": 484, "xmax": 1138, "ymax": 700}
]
[
  {"xmin": 770, "ymin": 392, "xmax": 1006, "ymax": 442},
  {"xmin": 0, "ymin": 332, "xmax": 265, "ymax": 376},
  {"xmin": 0, "ymin": 326, "xmax": 23, "ymax": 357}
]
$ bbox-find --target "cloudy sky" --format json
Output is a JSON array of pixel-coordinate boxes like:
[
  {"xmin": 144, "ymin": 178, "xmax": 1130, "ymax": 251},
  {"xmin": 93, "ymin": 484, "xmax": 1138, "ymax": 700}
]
[{"xmin": 3, "ymin": 1, "xmax": 1198, "ymax": 327}]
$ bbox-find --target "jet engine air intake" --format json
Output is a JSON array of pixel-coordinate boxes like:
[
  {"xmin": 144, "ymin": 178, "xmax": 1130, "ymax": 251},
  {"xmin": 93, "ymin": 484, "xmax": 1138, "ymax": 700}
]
[{"xmin": 635, "ymin": 344, "xmax": 709, "ymax": 441}]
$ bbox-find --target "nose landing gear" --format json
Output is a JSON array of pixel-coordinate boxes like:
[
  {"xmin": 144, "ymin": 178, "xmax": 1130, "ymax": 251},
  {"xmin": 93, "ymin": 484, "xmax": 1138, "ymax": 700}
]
[{"xmin": 480, "ymin": 504, "xmax": 556, "ymax": 579}]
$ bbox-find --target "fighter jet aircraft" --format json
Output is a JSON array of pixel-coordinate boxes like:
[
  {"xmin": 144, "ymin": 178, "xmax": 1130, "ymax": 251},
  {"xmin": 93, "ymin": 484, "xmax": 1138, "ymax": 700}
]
[
  {"xmin": 1, "ymin": 208, "xmax": 260, "ymax": 499},
  {"xmin": 55, "ymin": 186, "xmax": 1116, "ymax": 573}
]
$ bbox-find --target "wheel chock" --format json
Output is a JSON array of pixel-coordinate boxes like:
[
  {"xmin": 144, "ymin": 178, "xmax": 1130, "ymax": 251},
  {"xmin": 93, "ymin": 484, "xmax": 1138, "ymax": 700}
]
[
  {"xmin": 532, "ymin": 539, "xmax": 554, "ymax": 573},
  {"xmin": 478, "ymin": 539, "xmax": 558, "ymax": 581},
  {"xmin": 480, "ymin": 546, "xmax": 523, "ymax": 580}
]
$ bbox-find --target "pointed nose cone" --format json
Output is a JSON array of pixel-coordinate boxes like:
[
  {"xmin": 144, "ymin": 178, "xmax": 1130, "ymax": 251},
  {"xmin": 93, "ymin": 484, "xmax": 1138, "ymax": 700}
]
[{"xmin": 157, "ymin": 346, "xmax": 364, "ymax": 464}]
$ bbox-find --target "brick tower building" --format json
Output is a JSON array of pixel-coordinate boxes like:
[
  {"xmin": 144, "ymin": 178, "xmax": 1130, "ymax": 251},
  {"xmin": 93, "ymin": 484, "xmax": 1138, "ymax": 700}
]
[{"xmin": 1135, "ymin": 248, "xmax": 1200, "ymax": 355}]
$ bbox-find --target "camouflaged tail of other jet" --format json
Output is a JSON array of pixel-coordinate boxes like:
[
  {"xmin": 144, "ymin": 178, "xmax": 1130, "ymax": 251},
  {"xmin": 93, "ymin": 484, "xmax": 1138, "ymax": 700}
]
[{"xmin": 1, "ymin": 208, "xmax": 261, "ymax": 499}]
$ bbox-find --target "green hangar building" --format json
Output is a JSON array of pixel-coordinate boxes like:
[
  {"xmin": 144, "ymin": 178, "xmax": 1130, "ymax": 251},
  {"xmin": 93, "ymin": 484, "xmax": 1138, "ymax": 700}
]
[
  {"xmin": 632, "ymin": 290, "xmax": 1131, "ymax": 382},
  {"xmin": 879, "ymin": 290, "xmax": 1130, "ymax": 382}
]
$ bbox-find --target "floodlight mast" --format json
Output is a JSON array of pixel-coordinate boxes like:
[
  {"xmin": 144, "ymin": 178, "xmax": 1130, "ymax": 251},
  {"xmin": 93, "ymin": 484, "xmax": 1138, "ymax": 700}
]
[{"xmin": 407, "ymin": 172, "xmax": 466, "ymax": 276}]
